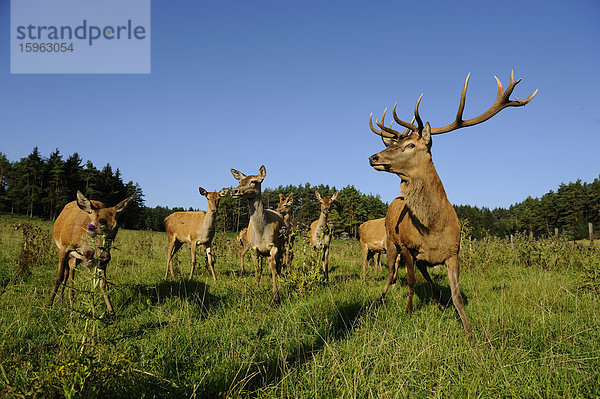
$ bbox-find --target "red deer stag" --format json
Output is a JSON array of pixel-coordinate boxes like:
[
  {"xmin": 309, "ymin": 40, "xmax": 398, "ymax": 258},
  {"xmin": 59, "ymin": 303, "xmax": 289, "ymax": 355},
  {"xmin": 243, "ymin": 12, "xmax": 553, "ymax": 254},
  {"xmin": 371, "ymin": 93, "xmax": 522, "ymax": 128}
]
[
  {"xmin": 308, "ymin": 190, "xmax": 338, "ymax": 281},
  {"xmin": 230, "ymin": 165, "xmax": 285, "ymax": 303},
  {"xmin": 358, "ymin": 218, "xmax": 386, "ymax": 276},
  {"xmin": 48, "ymin": 191, "xmax": 134, "ymax": 314},
  {"xmin": 368, "ymin": 71, "xmax": 537, "ymax": 334},
  {"xmin": 164, "ymin": 187, "xmax": 229, "ymax": 281}
]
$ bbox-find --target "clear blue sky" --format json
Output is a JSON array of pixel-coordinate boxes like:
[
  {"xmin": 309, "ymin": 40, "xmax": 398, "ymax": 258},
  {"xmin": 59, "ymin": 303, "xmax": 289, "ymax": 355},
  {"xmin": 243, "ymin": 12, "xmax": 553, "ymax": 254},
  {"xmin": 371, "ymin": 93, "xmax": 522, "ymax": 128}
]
[{"xmin": 1, "ymin": 1, "xmax": 599, "ymax": 210}]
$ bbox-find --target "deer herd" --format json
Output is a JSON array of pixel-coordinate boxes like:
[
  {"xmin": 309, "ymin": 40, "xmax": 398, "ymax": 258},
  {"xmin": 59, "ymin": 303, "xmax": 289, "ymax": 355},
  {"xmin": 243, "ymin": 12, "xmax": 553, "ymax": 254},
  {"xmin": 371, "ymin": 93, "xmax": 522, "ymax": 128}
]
[{"xmin": 47, "ymin": 71, "xmax": 536, "ymax": 334}]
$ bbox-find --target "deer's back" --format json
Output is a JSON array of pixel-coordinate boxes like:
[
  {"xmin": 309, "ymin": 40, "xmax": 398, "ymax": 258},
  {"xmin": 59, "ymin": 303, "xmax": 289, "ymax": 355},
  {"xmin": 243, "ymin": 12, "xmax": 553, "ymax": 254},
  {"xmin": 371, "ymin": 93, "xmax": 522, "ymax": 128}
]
[
  {"xmin": 358, "ymin": 218, "xmax": 386, "ymax": 251},
  {"xmin": 164, "ymin": 211, "xmax": 208, "ymax": 243}
]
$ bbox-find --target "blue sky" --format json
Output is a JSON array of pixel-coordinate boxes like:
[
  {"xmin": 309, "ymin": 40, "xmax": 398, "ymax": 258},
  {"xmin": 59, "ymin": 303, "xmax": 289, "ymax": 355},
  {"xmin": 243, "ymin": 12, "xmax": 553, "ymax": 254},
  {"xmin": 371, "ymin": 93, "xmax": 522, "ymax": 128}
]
[{"xmin": 1, "ymin": 1, "xmax": 599, "ymax": 210}]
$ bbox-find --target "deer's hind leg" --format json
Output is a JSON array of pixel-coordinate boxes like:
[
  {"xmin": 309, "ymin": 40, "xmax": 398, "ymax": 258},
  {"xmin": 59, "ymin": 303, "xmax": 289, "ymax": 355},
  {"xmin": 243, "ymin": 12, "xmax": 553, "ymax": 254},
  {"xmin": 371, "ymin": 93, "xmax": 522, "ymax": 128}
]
[
  {"xmin": 166, "ymin": 237, "xmax": 183, "ymax": 279},
  {"xmin": 445, "ymin": 255, "xmax": 471, "ymax": 334}
]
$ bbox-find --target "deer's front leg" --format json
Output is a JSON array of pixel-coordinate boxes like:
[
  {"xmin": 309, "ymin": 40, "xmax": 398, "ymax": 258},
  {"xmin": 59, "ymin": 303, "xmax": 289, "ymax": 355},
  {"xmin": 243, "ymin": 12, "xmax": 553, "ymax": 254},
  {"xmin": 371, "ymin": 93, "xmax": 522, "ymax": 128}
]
[
  {"xmin": 206, "ymin": 246, "xmax": 217, "ymax": 282},
  {"xmin": 269, "ymin": 247, "xmax": 280, "ymax": 304},
  {"xmin": 189, "ymin": 241, "xmax": 197, "ymax": 279},
  {"xmin": 97, "ymin": 266, "xmax": 114, "ymax": 315},
  {"xmin": 251, "ymin": 250, "xmax": 262, "ymax": 283}
]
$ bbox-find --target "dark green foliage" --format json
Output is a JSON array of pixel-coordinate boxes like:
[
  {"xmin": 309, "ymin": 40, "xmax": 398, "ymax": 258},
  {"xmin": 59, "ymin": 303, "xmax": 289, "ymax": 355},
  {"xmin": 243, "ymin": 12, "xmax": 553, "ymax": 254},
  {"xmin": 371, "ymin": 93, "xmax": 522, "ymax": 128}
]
[{"xmin": 455, "ymin": 176, "xmax": 600, "ymax": 240}]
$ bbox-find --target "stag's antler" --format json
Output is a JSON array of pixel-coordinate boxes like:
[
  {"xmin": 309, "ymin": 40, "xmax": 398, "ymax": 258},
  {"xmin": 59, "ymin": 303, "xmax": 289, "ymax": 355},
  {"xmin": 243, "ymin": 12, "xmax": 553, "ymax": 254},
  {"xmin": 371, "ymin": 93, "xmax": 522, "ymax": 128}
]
[
  {"xmin": 369, "ymin": 108, "xmax": 414, "ymax": 141},
  {"xmin": 391, "ymin": 70, "xmax": 538, "ymax": 135}
]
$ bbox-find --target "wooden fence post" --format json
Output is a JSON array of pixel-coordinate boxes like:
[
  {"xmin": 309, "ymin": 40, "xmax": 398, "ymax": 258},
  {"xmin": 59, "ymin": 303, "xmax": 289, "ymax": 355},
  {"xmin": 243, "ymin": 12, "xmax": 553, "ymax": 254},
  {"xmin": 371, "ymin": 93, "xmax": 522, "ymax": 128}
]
[
  {"xmin": 590, "ymin": 222, "xmax": 594, "ymax": 246},
  {"xmin": 555, "ymin": 227, "xmax": 559, "ymax": 241}
]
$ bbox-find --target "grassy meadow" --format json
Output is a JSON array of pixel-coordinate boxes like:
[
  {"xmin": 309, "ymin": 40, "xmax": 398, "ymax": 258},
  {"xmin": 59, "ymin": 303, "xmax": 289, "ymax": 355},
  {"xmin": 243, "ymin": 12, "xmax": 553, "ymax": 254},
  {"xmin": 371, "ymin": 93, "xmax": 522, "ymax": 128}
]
[{"xmin": 1, "ymin": 213, "xmax": 600, "ymax": 398}]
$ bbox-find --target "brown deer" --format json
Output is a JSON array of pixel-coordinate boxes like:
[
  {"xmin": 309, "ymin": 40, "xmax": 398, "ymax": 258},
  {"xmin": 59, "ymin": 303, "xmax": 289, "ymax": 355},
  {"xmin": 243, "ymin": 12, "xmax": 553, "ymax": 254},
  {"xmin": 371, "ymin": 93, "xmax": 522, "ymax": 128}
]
[
  {"xmin": 358, "ymin": 218, "xmax": 386, "ymax": 276},
  {"xmin": 308, "ymin": 190, "xmax": 338, "ymax": 281},
  {"xmin": 48, "ymin": 191, "xmax": 134, "ymax": 314},
  {"xmin": 368, "ymin": 71, "xmax": 537, "ymax": 334},
  {"xmin": 230, "ymin": 165, "xmax": 285, "ymax": 303},
  {"xmin": 236, "ymin": 227, "xmax": 250, "ymax": 273},
  {"xmin": 276, "ymin": 193, "xmax": 294, "ymax": 268},
  {"xmin": 236, "ymin": 193, "xmax": 294, "ymax": 273},
  {"xmin": 164, "ymin": 187, "xmax": 229, "ymax": 281}
]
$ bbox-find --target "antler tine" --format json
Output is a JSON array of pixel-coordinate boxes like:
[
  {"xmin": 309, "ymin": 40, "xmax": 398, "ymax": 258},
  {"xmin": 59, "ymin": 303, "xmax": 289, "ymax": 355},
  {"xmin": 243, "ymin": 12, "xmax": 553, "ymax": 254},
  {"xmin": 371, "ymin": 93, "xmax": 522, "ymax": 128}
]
[
  {"xmin": 392, "ymin": 102, "xmax": 415, "ymax": 136},
  {"xmin": 430, "ymin": 71, "xmax": 538, "ymax": 135},
  {"xmin": 369, "ymin": 111, "xmax": 396, "ymax": 139},
  {"xmin": 414, "ymin": 94, "xmax": 424, "ymax": 132},
  {"xmin": 376, "ymin": 108, "xmax": 404, "ymax": 137},
  {"xmin": 455, "ymin": 72, "xmax": 470, "ymax": 124},
  {"xmin": 393, "ymin": 101, "xmax": 418, "ymax": 132}
]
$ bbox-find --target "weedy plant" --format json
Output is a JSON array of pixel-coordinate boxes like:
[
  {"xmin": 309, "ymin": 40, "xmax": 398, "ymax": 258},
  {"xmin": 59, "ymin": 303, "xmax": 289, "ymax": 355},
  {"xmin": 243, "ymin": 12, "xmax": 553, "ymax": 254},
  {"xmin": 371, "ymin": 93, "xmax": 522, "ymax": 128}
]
[
  {"xmin": 13, "ymin": 222, "xmax": 54, "ymax": 280},
  {"xmin": 283, "ymin": 222, "xmax": 327, "ymax": 294}
]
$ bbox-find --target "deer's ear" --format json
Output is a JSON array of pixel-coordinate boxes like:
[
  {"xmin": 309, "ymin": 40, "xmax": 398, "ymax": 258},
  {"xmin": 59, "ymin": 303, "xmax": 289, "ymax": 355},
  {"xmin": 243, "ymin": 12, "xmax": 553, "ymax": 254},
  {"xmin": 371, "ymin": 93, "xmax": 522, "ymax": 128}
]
[
  {"xmin": 315, "ymin": 190, "xmax": 322, "ymax": 201},
  {"xmin": 230, "ymin": 169, "xmax": 246, "ymax": 181},
  {"xmin": 331, "ymin": 191, "xmax": 339, "ymax": 202},
  {"xmin": 219, "ymin": 188, "xmax": 229, "ymax": 197},
  {"xmin": 258, "ymin": 165, "xmax": 266, "ymax": 182},
  {"xmin": 76, "ymin": 191, "xmax": 94, "ymax": 213},
  {"xmin": 421, "ymin": 122, "xmax": 431, "ymax": 147},
  {"xmin": 115, "ymin": 194, "xmax": 134, "ymax": 213},
  {"xmin": 199, "ymin": 187, "xmax": 208, "ymax": 197}
]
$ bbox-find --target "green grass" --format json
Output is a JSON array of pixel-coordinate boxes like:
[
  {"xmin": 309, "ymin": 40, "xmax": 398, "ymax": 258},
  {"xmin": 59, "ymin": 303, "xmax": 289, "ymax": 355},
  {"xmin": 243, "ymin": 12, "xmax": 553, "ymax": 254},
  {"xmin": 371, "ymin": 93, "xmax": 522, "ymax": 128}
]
[{"xmin": 1, "ymin": 214, "xmax": 600, "ymax": 398}]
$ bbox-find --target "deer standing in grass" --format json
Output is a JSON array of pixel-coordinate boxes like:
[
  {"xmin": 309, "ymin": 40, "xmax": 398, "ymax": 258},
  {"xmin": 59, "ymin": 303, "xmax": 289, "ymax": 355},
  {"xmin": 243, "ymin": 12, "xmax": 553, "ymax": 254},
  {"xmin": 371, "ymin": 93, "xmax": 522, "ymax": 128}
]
[
  {"xmin": 164, "ymin": 187, "xmax": 229, "ymax": 281},
  {"xmin": 358, "ymin": 218, "xmax": 386, "ymax": 276},
  {"xmin": 276, "ymin": 193, "xmax": 294, "ymax": 269},
  {"xmin": 230, "ymin": 165, "xmax": 285, "ymax": 303},
  {"xmin": 308, "ymin": 190, "xmax": 338, "ymax": 281},
  {"xmin": 237, "ymin": 193, "xmax": 294, "ymax": 273},
  {"xmin": 368, "ymin": 71, "xmax": 537, "ymax": 334},
  {"xmin": 48, "ymin": 191, "xmax": 134, "ymax": 314},
  {"xmin": 236, "ymin": 227, "xmax": 250, "ymax": 273}
]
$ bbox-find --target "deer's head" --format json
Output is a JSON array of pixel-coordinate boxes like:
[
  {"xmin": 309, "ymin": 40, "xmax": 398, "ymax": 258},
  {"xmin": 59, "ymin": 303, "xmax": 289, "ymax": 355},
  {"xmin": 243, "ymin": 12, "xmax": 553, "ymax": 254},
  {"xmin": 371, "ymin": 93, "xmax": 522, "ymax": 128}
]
[
  {"xmin": 200, "ymin": 187, "xmax": 229, "ymax": 214},
  {"xmin": 315, "ymin": 190, "xmax": 338, "ymax": 215},
  {"xmin": 230, "ymin": 165, "xmax": 266, "ymax": 199},
  {"xmin": 76, "ymin": 190, "xmax": 133, "ymax": 265},
  {"xmin": 276, "ymin": 193, "xmax": 294, "ymax": 215}
]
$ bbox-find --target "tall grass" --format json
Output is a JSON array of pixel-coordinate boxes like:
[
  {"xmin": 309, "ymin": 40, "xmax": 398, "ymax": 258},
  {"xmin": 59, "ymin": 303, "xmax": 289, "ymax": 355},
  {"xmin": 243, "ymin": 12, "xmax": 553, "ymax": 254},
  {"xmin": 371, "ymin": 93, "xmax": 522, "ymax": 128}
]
[{"xmin": 1, "ymin": 214, "xmax": 599, "ymax": 398}]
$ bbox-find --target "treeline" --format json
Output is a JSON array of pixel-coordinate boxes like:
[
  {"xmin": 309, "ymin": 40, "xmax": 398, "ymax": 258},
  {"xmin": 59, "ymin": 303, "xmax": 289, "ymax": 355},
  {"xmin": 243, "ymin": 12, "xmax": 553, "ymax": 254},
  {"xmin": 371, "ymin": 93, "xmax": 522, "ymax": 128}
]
[
  {"xmin": 454, "ymin": 177, "xmax": 600, "ymax": 240},
  {"xmin": 0, "ymin": 148, "xmax": 388, "ymax": 235},
  {"xmin": 0, "ymin": 148, "xmax": 144, "ymax": 229},
  {"xmin": 2, "ymin": 148, "xmax": 597, "ymax": 240},
  {"xmin": 141, "ymin": 183, "xmax": 388, "ymax": 235}
]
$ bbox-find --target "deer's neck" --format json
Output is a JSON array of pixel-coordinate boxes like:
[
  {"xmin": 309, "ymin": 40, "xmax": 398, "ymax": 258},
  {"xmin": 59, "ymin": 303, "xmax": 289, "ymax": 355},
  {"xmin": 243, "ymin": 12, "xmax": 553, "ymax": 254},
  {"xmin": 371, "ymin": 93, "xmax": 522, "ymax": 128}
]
[
  {"xmin": 401, "ymin": 161, "xmax": 453, "ymax": 230},
  {"xmin": 247, "ymin": 194, "xmax": 267, "ymax": 234},
  {"xmin": 201, "ymin": 209, "xmax": 217, "ymax": 236},
  {"xmin": 314, "ymin": 211, "xmax": 329, "ymax": 239}
]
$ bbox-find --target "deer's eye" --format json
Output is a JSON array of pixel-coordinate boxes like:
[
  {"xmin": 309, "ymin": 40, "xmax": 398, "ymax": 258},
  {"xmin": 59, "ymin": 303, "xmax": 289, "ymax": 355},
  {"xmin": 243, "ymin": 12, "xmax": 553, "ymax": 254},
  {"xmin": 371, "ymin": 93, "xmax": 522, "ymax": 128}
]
[{"xmin": 405, "ymin": 143, "xmax": 415, "ymax": 149}]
